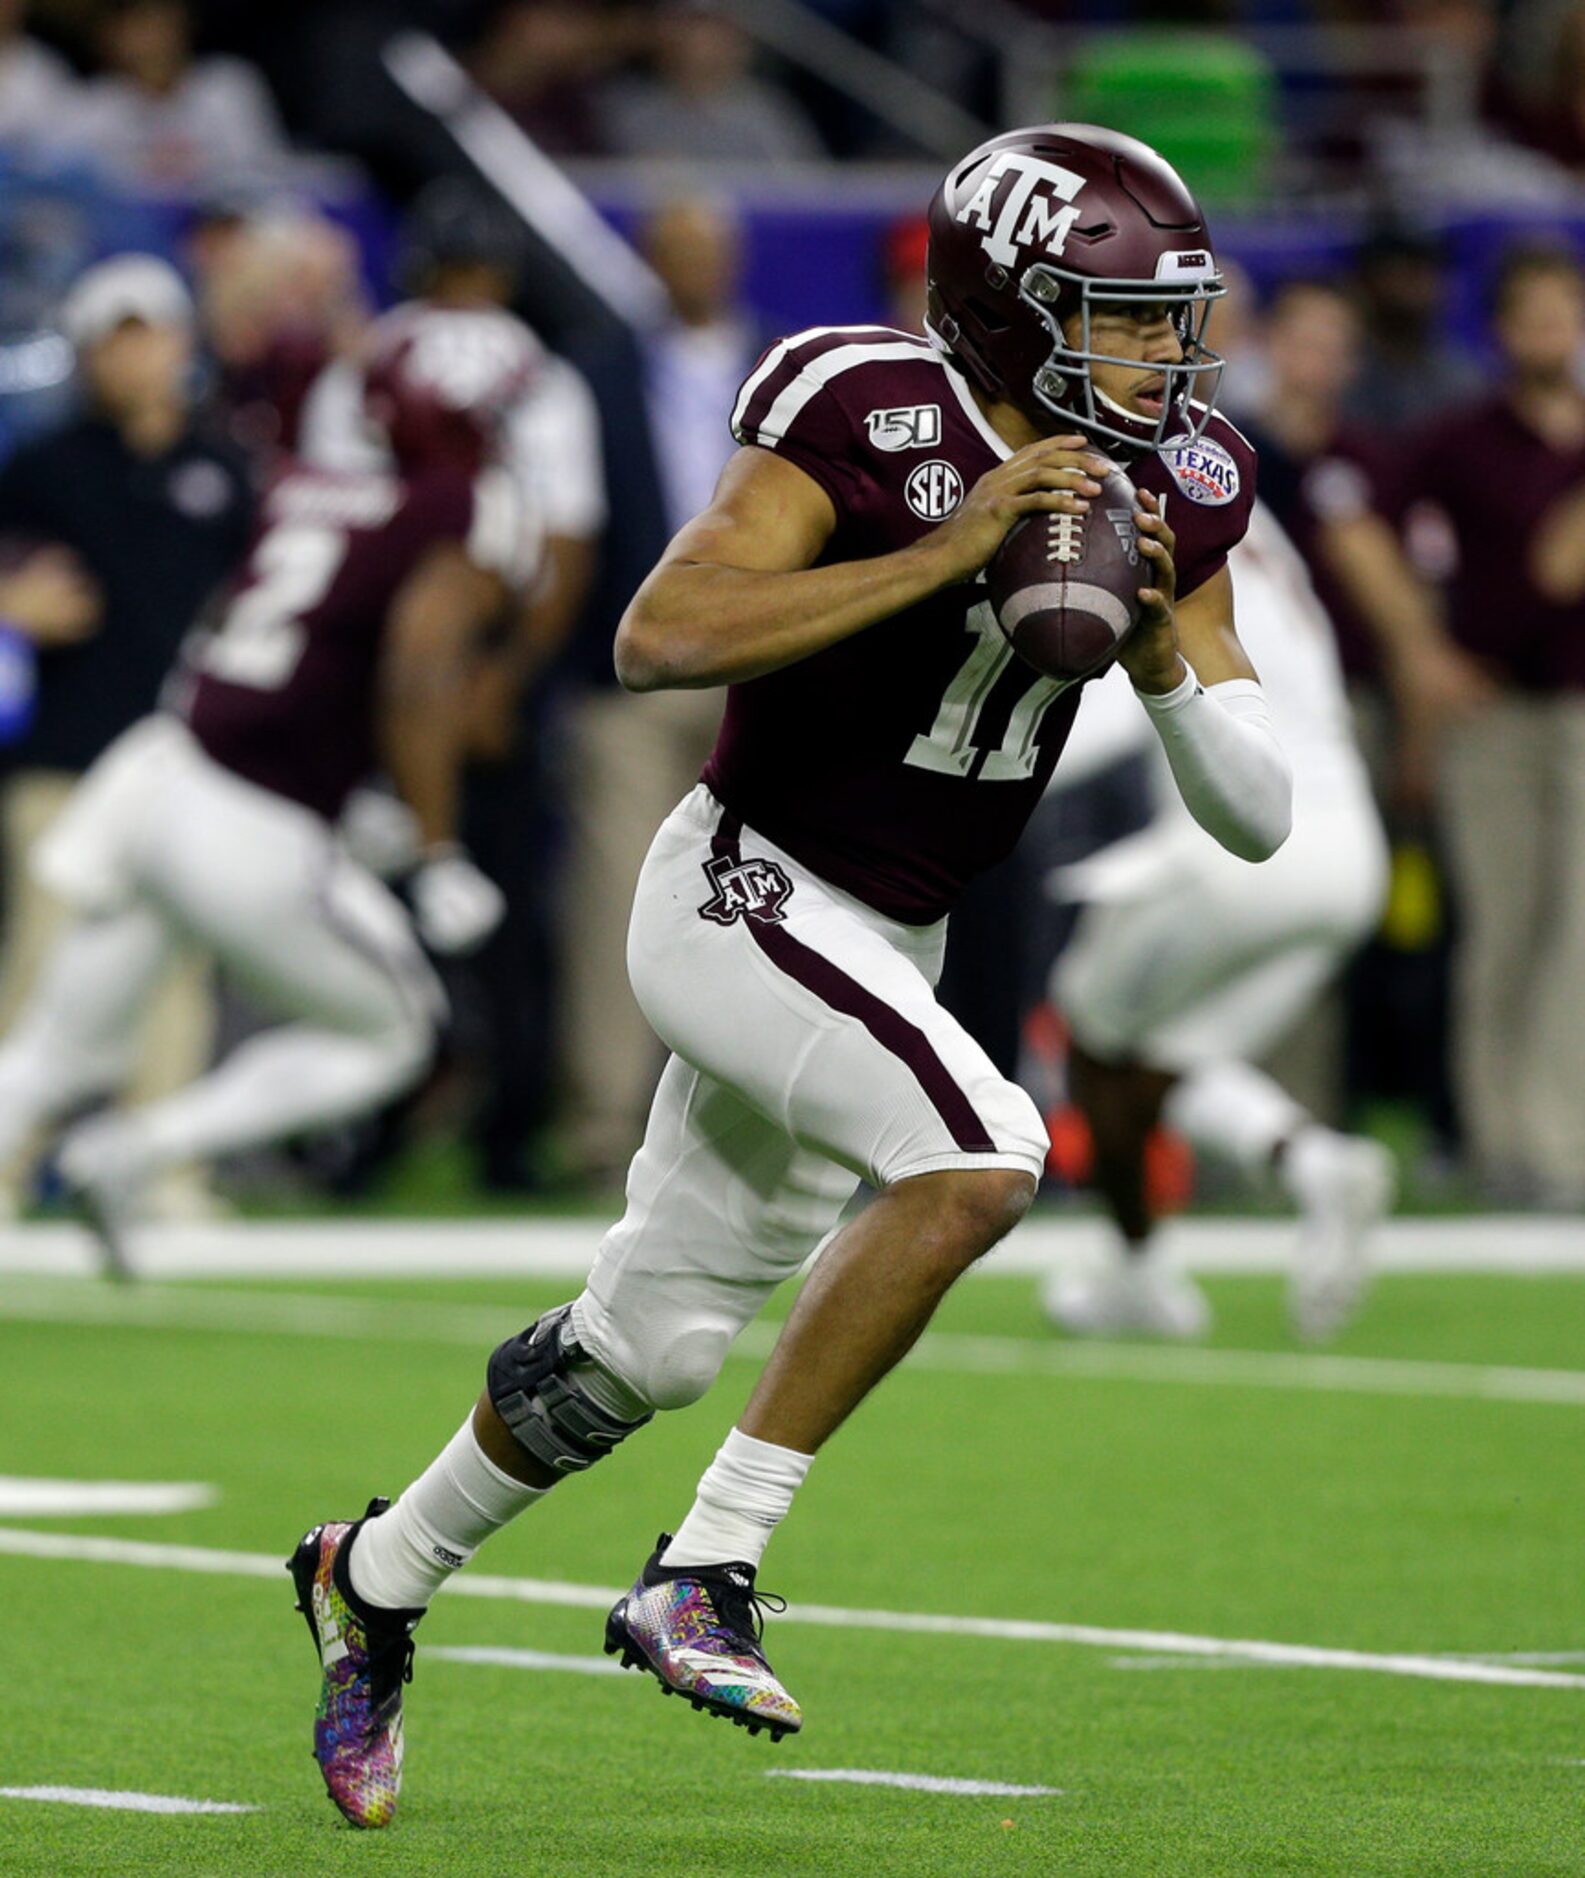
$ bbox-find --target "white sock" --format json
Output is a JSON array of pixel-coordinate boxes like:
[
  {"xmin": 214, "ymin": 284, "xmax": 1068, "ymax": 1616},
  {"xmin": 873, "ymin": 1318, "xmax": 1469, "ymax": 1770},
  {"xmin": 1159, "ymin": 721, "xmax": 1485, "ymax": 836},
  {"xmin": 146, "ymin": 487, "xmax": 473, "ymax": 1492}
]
[
  {"xmin": 1163, "ymin": 1059, "xmax": 1308, "ymax": 1180},
  {"xmin": 349, "ymin": 1417, "xmax": 550, "ymax": 1611},
  {"xmin": 1277, "ymin": 1122, "xmax": 1352, "ymax": 1206},
  {"xmin": 661, "ymin": 1427, "xmax": 813, "ymax": 1571}
]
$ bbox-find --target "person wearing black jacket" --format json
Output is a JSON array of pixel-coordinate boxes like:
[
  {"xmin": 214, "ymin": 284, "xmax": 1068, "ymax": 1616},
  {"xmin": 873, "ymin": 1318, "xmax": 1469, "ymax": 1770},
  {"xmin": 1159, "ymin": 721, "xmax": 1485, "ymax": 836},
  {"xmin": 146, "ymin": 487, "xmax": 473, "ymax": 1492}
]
[{"xmin": 0, "ymin": 252, "xmax": 253, "ymax": 1207}]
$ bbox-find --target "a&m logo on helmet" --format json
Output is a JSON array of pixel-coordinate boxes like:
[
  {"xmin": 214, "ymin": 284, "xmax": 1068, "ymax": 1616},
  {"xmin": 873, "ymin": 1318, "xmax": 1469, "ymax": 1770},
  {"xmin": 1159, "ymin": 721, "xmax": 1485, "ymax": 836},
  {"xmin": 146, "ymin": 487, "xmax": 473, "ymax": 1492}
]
[
  {"xmin": 1162, "ymin": 434, "xmax": 1240, "ymax": 506},
  {"xmin": 953, "ymin": 150, "xmax": 1087, "ymax": 270}
]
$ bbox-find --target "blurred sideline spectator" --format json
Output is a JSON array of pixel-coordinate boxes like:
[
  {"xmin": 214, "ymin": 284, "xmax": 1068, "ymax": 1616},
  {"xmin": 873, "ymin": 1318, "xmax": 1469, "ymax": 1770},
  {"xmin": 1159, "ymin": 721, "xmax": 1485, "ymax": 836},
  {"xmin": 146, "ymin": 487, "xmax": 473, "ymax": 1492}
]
[
  {"xmin": 1176, "ymin": 278, "xmax": 1478, "ymax": 1150},
  {"xmin": 881, "ymin": 215, "xmax": 928, "ymax": 334},
  {"xmin": 1236, "ymin": 278, "xmax": 1490, "ymax": 781},
  {"xmin": 0, "ymin": 0, "xmax": 78, "ymax": 150},
  {"xmin": 0, "ymin": 252, "xmax": 252, "ymax": 1211},
  {"xmin": 1344, "ymin": 226, "xmax": 1484, "ymax": 433},
  {"xmin": 61, "ymin": 0, "xmax": 294, "ymax": 197},
  {"xmin": 600, "ymin": 4, "xmax": 825, "ymax": 162},
  {"xmin": 192, "ymin": 205, "xmax": 369, "ymax": 457},
  {"xmin": 1205, "ymin": 257, "xmax": 1268, "ymax": 418},
  {"xmin": 1396, "ymin": 242, "xmax": 1585, "ymax": 1200},
  {"xmin": 468, "ymin": 0, "xmax": 637, "ymax": 157},
  {"xmin": 1502, "ymin": 0, "xmax": 1585, "ymax": 172},
  {"xmin": 557, "ymin": 194, "xmax": 752, "ymax": 1185}
]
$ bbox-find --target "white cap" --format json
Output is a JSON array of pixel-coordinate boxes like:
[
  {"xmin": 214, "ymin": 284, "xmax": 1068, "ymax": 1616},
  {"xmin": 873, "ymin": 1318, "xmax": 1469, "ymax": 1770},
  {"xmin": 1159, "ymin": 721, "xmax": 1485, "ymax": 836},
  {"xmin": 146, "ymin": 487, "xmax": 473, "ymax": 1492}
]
[{"xmin": 60, "ymin": 254, "xmax": 194, "ymax": 351}]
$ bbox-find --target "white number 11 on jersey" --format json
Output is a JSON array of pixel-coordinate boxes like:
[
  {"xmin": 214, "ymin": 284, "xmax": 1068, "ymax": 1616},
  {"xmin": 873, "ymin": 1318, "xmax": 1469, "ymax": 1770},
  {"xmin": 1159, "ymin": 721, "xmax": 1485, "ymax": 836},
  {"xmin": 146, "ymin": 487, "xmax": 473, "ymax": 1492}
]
[{"xmin": 905, "ymin": 599, "xmax": 1070, "ymax": 781}]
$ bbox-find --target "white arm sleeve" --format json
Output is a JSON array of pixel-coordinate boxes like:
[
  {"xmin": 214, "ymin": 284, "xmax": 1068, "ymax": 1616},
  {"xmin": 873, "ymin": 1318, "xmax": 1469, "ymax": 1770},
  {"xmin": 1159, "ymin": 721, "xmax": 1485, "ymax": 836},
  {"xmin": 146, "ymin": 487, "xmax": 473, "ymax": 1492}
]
[{"xmin": 1137, "ymin": 665, "xmax": 1293, "ymax": 862}]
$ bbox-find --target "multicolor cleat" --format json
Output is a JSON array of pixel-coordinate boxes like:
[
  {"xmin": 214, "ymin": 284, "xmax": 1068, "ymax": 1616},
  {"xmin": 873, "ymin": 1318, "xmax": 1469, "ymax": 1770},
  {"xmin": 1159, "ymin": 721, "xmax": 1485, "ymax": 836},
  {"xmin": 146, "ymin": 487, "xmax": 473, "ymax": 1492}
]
[
  {"xmin": 288, "ymin": 1500, "xmax": 423, "ymax": 1829},
  {"xmin": 604, "ymin": 1533, "xmax": 802, "ymax": 1739}
]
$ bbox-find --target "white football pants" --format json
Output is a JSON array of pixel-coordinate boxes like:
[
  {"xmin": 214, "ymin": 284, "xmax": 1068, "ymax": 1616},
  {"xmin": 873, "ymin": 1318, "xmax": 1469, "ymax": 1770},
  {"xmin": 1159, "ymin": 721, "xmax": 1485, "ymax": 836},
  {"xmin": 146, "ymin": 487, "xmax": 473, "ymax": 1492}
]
[
  {"xmin": 0, "ymin": 716, "xmax": 442, "ymax": 1175},
  {"xmin": 568, "ymin": 784, "xmax": 1048, "ymax": 1415},
  {"xmin": 1057, "ymin": 779, "xmax": 1389, "ymax": 1072}
]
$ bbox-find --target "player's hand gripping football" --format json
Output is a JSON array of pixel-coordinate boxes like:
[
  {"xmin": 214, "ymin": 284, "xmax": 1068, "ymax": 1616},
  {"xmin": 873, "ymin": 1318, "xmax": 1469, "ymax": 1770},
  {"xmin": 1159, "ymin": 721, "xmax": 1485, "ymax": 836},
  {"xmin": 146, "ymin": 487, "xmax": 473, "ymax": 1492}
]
[
  {"xmin": 924, "ymin": 435, "xmax": 1111, "ymax": 584},
  {"xmin": 1117, "ymin": 488, "xmax": 1186, "ymax": 695}
]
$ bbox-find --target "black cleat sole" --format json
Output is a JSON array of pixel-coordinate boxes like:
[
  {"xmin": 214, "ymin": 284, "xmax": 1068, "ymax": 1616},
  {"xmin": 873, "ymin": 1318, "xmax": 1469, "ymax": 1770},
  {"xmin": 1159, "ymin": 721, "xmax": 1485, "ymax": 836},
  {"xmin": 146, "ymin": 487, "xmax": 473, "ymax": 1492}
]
[{"xmin": 602, "ymin": 1606, "xmax": 798, "ymax": 1741}]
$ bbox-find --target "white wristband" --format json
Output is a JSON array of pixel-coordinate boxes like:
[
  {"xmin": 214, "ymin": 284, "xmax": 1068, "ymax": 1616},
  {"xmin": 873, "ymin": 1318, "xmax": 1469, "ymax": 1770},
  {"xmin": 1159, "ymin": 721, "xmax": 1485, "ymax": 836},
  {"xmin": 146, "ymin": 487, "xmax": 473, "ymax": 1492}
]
[{"xmin": 1138, "ymin": 663, "xmax": 1293, "ymax": 861}]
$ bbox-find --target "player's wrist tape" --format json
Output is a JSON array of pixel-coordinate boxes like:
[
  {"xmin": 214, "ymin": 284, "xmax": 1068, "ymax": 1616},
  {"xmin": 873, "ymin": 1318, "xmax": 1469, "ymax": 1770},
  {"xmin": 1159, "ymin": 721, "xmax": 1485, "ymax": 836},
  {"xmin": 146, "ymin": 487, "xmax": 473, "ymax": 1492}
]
[{"xmin": 1139, "ymin": 664, "xmax": 1293, "ymax": 862}]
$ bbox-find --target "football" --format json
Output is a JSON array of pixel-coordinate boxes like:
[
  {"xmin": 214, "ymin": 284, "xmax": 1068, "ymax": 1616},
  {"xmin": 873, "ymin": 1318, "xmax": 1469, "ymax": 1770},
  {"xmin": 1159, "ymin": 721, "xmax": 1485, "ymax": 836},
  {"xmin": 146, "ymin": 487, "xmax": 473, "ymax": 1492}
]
[{"xmin": 986, "ymin": 463, "xmax": 1144, "ymax": 682}]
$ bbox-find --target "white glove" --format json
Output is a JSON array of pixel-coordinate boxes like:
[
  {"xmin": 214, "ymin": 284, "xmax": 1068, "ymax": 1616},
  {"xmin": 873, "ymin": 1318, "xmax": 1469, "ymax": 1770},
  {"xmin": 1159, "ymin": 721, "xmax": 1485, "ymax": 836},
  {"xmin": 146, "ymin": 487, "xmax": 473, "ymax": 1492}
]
[
  {"xmin": 339, "ymin": 786, "xmax": 422, "ymax": 880},
  {"xmin": 410, "ymin": 845, "xmax": 505, "ymax": 956}
]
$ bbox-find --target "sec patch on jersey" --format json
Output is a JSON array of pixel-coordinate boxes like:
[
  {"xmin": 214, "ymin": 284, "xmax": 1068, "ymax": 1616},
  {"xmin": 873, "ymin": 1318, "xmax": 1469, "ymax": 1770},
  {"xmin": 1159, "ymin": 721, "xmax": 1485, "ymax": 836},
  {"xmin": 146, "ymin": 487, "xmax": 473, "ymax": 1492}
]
[{"xmin": 986, "ymin": 463, "xmax": 1142, "ymax": 682}]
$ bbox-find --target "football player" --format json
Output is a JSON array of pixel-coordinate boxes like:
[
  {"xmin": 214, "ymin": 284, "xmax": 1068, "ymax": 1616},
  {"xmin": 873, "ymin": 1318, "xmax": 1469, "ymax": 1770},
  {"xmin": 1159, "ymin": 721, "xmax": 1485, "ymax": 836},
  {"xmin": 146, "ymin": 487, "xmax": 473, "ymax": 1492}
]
[
  {"xmin": 291, "ymin": 125, "xmax": 1293, "ymax": 1828},
  {"xmin": 1046, "ymin": 499, "xmax": 1394, "ymax": 1342},
  {"xmin": 0, "ymin": 307, "xmax": 538, "ymax": 1270}
]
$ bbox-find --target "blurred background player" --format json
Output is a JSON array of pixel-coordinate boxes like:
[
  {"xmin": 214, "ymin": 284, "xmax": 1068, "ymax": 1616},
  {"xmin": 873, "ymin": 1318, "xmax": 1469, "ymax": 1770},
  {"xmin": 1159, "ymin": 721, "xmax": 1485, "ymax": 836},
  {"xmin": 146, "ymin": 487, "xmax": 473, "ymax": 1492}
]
[
  {"xmin": 299, "ymin": 178, "xmax": 607, "ymax": 1188},
  {"xmin": 300, "ymin": 179, "xmax": 605, "ymax": 732},
  {"xmin": 0, "ymin": 253, "xmax": 253, "ymax": 1216},
  {"xmin": 0, "ymin": 305, "xmax": 537, "ymax": 1269},
  {"xmin": 1047, "ymin": 501, "xmax": 1394, "ymax": 1342}
]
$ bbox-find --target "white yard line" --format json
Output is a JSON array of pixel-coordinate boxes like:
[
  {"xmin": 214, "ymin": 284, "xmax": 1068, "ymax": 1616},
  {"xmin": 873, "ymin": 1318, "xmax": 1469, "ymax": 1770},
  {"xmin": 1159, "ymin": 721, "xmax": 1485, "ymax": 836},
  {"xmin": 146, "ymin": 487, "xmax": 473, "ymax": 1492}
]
[
  {"xmin": 766, "ymin": 1769, "xmax": 1061, "ymax": 1797},
  {"xmin": 0, "ymin": 1525, "xmax": 1580, "ymax": 1693},
  {"xmin": 3, "ymin": 1278, "xmax": 1583, "ymax": 1408},
  {"xmin": 429, "ymin": 1645, "xmax": 626, "ymax": 1677},
  {"xmin": 0, "ymin": 1478, "xmax": 216, "ymax": 1518},
  {"xmin": 1, "ymin": 1214, "xmax": 1583, "ymax": 1278},
  {"xmin": 0, "ymin": 1786, "xmax": 256, "ymax": 1814}
]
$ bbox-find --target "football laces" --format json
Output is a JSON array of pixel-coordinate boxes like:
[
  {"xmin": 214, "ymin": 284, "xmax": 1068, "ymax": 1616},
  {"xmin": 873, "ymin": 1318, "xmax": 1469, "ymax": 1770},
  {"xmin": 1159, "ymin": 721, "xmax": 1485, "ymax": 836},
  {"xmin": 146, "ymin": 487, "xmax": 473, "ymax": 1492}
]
[{"xmin": 1047, "ymin": 513, "xmax": 1085, "ymax": 565}]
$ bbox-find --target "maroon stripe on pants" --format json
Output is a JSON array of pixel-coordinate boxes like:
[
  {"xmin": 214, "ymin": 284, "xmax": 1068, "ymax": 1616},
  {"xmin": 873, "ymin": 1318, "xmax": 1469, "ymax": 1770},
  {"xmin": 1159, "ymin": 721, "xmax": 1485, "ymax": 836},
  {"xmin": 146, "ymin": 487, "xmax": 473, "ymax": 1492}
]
[{"xmin": 712, "ymin": 812, "xmax": 996, "ymax": 1156}]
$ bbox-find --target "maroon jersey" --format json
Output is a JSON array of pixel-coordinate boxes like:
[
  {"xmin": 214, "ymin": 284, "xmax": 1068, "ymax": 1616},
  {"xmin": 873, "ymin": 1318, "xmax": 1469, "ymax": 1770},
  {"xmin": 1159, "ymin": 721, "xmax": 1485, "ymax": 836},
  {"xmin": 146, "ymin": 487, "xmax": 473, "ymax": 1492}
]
[
  {"xmin": 1241, "ymin": 414, "xmax": 1394, "ymax": 680},
  {"xmin": 1385, "ymin": 393, "xmax": 1585, "ymax": 691},
  {"xmin": 702, "ymin": 325, "xmax": 1256, "ymax": 923},
  {"xmin": 184, "ymin": 461, "xmax": 525, "ymax": 819}
]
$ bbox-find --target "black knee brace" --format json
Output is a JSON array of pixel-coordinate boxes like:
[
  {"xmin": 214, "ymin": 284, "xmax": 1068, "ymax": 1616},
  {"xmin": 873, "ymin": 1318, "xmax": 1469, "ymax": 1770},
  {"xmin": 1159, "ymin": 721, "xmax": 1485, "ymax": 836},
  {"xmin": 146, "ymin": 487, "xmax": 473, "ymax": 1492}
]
[{"xmin": 486, "ymin": 1304, "xmax": 652, "ymax": 1475}]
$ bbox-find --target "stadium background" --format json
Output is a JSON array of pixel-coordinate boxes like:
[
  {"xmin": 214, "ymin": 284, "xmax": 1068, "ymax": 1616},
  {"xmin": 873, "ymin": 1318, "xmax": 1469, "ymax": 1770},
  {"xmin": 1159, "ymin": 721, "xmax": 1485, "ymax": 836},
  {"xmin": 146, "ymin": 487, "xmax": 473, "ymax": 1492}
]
[{"xmin": 0, "ymin": 6, "xmax": 1581, "ymax": 1876}]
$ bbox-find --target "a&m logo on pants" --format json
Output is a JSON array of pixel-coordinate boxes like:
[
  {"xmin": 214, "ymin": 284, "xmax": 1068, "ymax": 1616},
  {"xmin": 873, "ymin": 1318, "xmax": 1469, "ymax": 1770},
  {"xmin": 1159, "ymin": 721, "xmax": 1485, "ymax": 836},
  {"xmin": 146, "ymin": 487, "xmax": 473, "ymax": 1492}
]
[{"xmin": 698, "ymin": 855, "xmax": 794, "ymax": 926}]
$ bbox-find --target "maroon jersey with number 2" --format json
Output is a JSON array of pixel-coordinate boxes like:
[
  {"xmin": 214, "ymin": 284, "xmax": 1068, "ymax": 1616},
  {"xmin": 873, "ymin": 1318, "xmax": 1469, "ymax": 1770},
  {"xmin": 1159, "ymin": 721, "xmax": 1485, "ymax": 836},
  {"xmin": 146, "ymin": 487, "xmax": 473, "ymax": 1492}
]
[
  {"xmin": 184, "ymin": 462, "xmax": 528, "ymax": 820},
  {"xmin": 702, "ymin": 325, "xmax": 1256, "ymax": 923}
]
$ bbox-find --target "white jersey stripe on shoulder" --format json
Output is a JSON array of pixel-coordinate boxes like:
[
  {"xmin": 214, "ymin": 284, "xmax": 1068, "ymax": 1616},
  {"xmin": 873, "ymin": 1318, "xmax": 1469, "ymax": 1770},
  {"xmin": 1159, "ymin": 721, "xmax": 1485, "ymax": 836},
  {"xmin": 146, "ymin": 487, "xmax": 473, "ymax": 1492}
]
[
  {"xmin": 734, "ymin": 327, "xmax": 935, "ymax": 440},
  {"xmin": 784, "ymin": 323, "xmax": 932, "ymax": 348},
  {"xmin": 731, "ymin": 337, "xmax": 794, "ymax": 439},
  {"xmin": 756, "ymin": 340, "xmax": 941, "ymax": 447}
]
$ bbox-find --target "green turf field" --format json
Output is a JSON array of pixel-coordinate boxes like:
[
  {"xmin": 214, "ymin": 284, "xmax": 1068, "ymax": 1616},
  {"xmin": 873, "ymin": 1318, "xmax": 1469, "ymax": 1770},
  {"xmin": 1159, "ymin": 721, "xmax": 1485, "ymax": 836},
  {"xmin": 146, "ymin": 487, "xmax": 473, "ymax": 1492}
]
[{"xmin": 1, "ymin": 1262, "xmax": 1581, "ymax": 1877}]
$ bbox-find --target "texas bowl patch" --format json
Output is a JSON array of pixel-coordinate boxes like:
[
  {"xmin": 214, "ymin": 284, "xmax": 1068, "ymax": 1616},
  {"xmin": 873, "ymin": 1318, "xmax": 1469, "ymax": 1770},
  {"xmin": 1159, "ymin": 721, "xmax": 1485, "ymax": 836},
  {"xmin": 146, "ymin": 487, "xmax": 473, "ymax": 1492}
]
[{"xmin": 1161, "ymin": 435, "xmax": 1240, "ymax": 507}]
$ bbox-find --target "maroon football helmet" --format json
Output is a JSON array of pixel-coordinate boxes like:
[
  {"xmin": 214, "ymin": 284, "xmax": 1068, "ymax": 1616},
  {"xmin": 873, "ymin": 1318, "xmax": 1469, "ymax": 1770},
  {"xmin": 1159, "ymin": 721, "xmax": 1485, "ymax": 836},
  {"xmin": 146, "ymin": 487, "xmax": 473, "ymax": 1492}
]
[
  {"xmin": 926, "ymin": 124, "xmax": 1224, "ymax": 455},
  {"xmin": 362, "ymin": 303, "xmax": 541, "ymax": 474}
]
